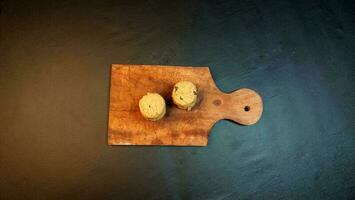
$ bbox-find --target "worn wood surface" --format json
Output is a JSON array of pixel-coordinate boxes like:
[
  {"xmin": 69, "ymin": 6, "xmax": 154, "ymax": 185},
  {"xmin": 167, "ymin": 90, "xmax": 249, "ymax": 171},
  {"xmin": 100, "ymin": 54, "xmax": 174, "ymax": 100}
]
[{"xmin": 108, "ymin": 64, "xmax": 263, "ymax": 146}]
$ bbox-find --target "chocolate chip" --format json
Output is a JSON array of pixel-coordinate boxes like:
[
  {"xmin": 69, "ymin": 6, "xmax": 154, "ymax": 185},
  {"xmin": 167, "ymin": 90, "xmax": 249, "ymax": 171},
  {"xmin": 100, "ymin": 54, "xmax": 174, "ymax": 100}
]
[
  {"xmin": 193, "ymin": 91, "xmax": 197, "ymax": 95},
  {"xmin": 174, "ymin": 86, "xmax": 178, "ymax": 91},
  {"xmin": 180, "ymin": 96, "xmax": 183, "ymax": 100}
]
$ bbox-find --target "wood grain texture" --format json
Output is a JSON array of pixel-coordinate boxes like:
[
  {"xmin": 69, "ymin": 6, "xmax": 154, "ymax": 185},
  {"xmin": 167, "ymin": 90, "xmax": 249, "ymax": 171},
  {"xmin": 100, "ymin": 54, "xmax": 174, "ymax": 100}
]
[{"xmin": 108, "ymin": 64, "xmax": 263, "ymax": 146}]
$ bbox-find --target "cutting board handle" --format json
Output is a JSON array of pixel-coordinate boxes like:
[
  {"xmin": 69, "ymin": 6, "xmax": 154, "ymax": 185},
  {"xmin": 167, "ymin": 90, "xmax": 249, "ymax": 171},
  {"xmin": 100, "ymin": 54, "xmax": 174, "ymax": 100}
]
[{"xmin": 218, "ymin": 88, "xmax": 263, "ymax": 125}]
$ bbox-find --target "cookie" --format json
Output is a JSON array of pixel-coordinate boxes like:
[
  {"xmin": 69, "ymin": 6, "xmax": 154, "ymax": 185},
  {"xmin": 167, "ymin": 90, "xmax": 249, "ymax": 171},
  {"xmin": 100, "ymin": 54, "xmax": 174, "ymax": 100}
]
[
  {"xmin": 139, "ymin": 93, "xmax": 166, "ymax": 121},
  {"xmin": 172, "ymin": 81, "xmax": 198, "ymax": 111}
]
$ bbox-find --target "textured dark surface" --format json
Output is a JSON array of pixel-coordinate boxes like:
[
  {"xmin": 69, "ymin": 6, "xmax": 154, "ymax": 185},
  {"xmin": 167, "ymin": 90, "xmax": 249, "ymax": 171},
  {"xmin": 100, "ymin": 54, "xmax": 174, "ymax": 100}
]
[{"xmin": 1, "ymin": 0, "xmax": 355, "ymax": 199}]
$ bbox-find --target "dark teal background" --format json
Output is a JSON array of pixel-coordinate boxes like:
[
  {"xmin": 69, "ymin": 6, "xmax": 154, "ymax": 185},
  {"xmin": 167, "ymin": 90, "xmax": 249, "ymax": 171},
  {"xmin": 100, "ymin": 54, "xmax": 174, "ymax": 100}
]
[{"xmin": 1, "ymin": 0, "xmax": 354, "ymax": 199}]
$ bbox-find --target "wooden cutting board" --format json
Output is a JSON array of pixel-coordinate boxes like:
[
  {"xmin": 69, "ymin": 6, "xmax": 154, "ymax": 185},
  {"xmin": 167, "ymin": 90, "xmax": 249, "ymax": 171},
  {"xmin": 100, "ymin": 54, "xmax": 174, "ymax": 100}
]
[{"xmin": 108, "ymin": 64, "xmax": 263, "ymax": 146}]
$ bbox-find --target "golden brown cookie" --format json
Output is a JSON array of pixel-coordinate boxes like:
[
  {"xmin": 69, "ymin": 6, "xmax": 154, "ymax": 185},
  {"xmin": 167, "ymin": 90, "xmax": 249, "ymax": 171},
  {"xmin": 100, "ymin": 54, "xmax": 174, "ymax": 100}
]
[
  {"xmin": 139, "ymin": 93, "xmax": 166, "ymax": 121},
  {"xmin": 172, "ymin": 81, "xmax": 198, "ymax": 111}
]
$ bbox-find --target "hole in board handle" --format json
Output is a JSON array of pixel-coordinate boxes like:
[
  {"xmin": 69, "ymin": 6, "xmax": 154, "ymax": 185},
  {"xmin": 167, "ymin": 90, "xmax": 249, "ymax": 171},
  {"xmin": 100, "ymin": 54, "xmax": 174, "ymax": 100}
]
[{"xmin": 244, "ymin": 106, "xmax": 250, "ymax": 112}]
